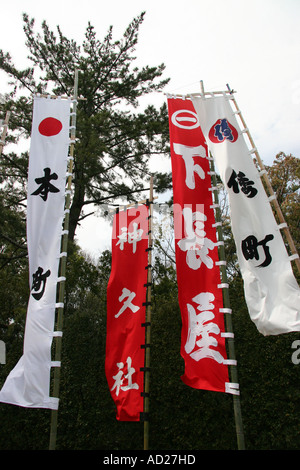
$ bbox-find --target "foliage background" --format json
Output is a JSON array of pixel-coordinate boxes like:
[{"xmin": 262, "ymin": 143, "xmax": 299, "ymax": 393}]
[{"xmin": 0, "ymin": 165, "xmax": 299, "ymax": 451}]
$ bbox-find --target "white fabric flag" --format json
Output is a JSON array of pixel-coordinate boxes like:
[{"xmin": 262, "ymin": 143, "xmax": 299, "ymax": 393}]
[
  {"xmin": 0, "ymin": 96, "xmax": 71, "ymax": 408},
  {"xmin": 192, "ymin": 94, "xmax": 300, "ymax": 336}
]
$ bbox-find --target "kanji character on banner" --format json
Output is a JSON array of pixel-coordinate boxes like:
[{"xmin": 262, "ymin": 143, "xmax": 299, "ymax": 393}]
[
  {"xmin": 167, "ymin": 97, "xmax": 230, "ymax": 393},
  {"xmin": 106, "ymin": 205, "xmax": 149, "ymax": 420}
]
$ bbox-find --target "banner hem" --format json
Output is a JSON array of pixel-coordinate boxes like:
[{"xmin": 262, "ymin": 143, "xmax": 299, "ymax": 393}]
[{"xmin": 0, "ymin": 397, "xmax": 59, "ymax": 410}]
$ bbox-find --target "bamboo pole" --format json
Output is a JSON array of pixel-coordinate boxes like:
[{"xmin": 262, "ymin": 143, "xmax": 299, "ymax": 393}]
[
  {"xmin": 108, "ymin": 196, "xmax": 158, "ymax": 213},
  {"xmin": 0, "ymin": 111, "xmax": 10, "ymax": 154},
  {"xmin": 165, "ymin": 90, "xmax": 233, "ymax": 99},
  {"xmin": 210, "ymin": 154, "xmax": 246, "ymax": 450},
  {"xmin": 143, "ymin": 175, "xmax": 153, "ymax": 450},
  {"xmin": 31, "ymin": 93, "xmax": 86, "ymax": 101},
  {"xmin": 49, "ymin": 70, "xmax": 78, "ymax": 450},
  {"xmin": 226, "ymin": 84, "xmax": 300, "ymax": 275},
  {"xmin": 200, "ymin": 80, "xmax": 245, "ymax": 449}
]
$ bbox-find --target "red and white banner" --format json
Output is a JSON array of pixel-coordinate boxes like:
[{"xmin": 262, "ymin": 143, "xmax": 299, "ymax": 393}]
[
  {"xmin": 167, "ymin": 97, "xmax": 236, "ymax": 394},
  {"xmin": 192, "ymin": 94, "xmax": 300, "ymax": 336},
  {"xmin": 0, "ymin": 96, "xmax": 71, "ymax": 409},
  {"xmin": 106, "ymin": 205, "xmax": 149, "ymax": 420}
]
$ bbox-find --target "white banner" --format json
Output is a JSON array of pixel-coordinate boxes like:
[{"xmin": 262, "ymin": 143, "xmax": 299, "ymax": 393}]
[
  {"xmin": 192, "ymin": 94, "xmax": 300, "ymax": 336},
  {"xmin": 0, "ymin": 96, "xmax": 71, "ymax": 408}
]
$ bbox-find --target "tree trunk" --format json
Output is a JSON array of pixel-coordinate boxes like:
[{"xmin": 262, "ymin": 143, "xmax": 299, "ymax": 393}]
[{"xmin": 68, "ymin": 173, "xmax": 85, "ymax": 243}]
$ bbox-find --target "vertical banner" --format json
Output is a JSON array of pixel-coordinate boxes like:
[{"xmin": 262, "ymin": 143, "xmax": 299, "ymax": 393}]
[
  {"xmin": 192, "ymin": 94, "xmax": 300, "ymax": 335},
  {"xmin": 167, "ymin": 97, "xmax": 233, "ymax": 393},
  {"xmin": 0, "ymin": 96, "xmax": 71, "ymax": 409},
  {"xmin": 106, "ymin": 205, "xmax": 149, "ymax": 420}
]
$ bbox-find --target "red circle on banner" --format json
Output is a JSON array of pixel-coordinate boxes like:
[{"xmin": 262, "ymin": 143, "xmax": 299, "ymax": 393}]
[{"xmin": 38, "ymin": 117, "xmax": 63, "ymax": 136}]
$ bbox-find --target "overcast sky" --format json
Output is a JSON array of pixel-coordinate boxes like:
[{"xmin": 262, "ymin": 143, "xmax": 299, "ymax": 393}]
[{"xmin": 1, "ymin": 0, "xmax": 299, "ymax": 258}]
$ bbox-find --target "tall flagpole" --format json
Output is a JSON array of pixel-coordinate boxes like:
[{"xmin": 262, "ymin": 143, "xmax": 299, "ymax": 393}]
[
  {"xmin": 200, "ymin": 80, "xmax": 245, "ymax": 449},
  {"xmin": 209, "ymin": 153, "xmax": 246, "ymax": 450},
  {"xmin": 49, "ymin": 70, "xmax": 78, "ymax": 450},
  {"xmin": 143, "ymin": 175, "xmax": 153, "ymax": 450}
]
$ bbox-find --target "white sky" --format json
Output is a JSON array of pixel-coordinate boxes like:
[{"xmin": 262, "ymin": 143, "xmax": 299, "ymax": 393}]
[{"xmin": 1, "ymin": 0, "xmax": 299, "ymax": 258}]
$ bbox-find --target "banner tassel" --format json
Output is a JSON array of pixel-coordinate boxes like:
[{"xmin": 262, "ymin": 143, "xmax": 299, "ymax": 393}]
[
  {"xmin": 49, "ymin": 69, "xmax": 79, "ymax": 451},
  {"xmin": 209, "ymin": 151, "xmax": 246, "ymax": 450}
]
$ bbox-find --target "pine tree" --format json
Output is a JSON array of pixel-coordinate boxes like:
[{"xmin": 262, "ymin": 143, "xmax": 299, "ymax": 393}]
[{"xmin": 0, "ymin": 12, "xmax": 171, "ymax": 243}]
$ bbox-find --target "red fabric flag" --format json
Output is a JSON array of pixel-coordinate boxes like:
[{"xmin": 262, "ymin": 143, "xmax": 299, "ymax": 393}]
[
  {"xmin": 106, "ymin": 205, "xmax": 149, "ymax": 420},
  {"xmin": 167, "ymin": 97, "xmax": 231, "ymax": 393}
]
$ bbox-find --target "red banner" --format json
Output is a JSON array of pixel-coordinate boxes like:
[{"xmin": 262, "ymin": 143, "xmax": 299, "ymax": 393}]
[
  {"xmin": 167, "ymin": 97, "xmax": 230, "ymax": 393},
  {"xmin": 106, "ymin": 205, "xmax": 149, "ymax": 420}
]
